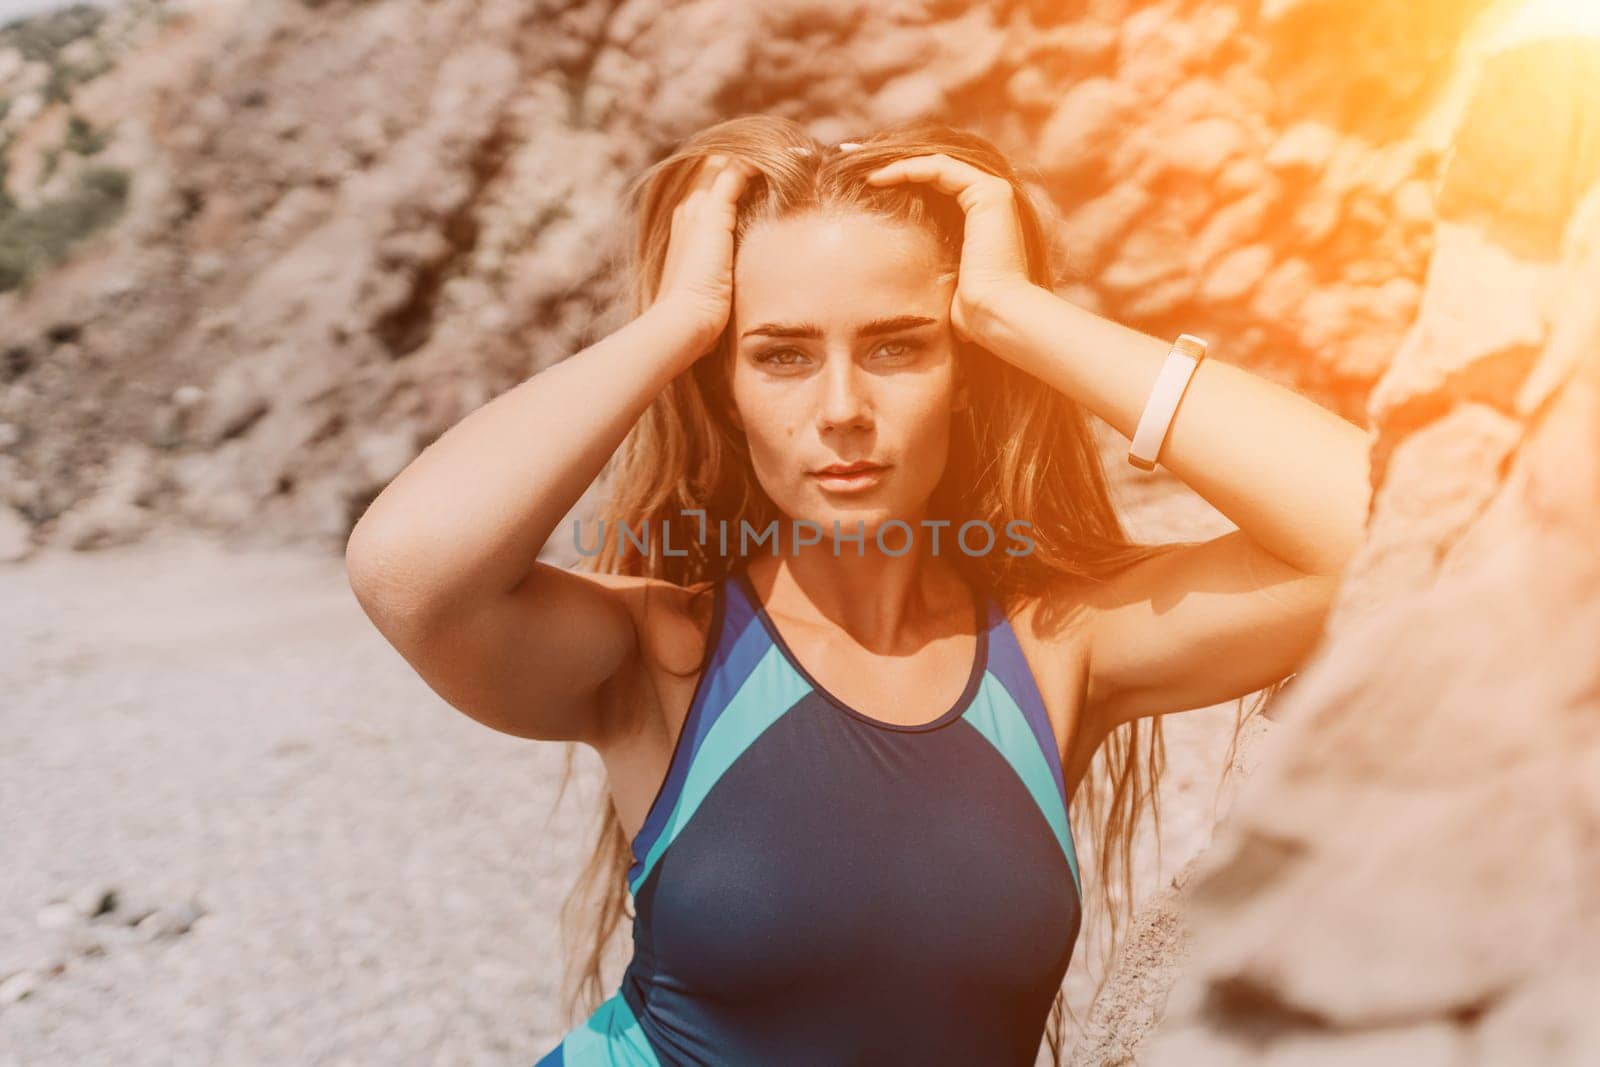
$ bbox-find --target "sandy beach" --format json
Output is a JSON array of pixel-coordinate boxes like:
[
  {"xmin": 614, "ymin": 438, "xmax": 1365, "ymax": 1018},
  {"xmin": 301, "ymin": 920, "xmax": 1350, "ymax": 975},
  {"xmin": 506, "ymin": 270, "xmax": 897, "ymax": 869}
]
[{"xmin": 2, "ymin": 531, "xmax": 598, "ymax": 1063}]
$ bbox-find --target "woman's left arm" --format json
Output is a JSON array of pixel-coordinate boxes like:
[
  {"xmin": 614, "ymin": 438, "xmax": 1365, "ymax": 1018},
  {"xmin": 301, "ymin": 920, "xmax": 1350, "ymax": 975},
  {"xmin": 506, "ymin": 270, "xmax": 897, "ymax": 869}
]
[
  {"xmin": 973, "ymin": 283, "xmax": 1372, "ymax": 578},
  {"xmin": 865, "ymin": 153, "xmax": 1373, "ymax": 732},
  {"xmin": 975, "ymin": 285, "xmax": 1372, "ymax": 731}
]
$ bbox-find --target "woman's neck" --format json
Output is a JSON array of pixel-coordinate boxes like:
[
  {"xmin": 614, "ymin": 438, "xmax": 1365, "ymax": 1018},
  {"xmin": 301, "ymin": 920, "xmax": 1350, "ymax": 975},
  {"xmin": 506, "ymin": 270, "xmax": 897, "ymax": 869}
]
[{"xmin": 745, "ymin": 541, "xmax": 974, "ymax": 653}]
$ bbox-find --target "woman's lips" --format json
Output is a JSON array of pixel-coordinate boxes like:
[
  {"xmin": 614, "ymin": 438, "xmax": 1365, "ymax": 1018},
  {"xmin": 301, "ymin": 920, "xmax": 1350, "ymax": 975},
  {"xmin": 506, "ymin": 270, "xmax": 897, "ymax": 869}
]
[{"xmin": 809, "ymin": 463, "xmax": 888, "ymax": 493}]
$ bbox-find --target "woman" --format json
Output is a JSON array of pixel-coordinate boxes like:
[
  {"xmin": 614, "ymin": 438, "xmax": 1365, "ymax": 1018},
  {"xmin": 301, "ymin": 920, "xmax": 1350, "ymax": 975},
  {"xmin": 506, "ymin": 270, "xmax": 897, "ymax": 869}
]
[{"xmin": 344, "ymin": 116, "xmax": 1370, "ymax": 1065}]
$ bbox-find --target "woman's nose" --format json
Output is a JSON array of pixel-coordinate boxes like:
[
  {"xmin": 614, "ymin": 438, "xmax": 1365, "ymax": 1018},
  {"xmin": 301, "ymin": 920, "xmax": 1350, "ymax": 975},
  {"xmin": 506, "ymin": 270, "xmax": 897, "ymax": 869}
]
[{"xmin": 817, "ymin": 357, "xmax": 872, "ymax": 432}]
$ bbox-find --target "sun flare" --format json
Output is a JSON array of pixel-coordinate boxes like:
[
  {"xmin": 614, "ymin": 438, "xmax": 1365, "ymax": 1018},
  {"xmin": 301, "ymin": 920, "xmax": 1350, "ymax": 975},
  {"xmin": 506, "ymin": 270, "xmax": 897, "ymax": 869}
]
[{"xmin": 1498, "ymin": 0, "xmax": 1600, "ymax": 41}]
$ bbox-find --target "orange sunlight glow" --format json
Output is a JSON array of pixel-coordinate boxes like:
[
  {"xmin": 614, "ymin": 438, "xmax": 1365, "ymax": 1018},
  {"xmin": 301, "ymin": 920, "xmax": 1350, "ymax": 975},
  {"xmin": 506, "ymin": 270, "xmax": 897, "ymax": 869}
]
[{"xmin": 1496, "ymin": 0, "xmax": 1600, "ymax": 42}]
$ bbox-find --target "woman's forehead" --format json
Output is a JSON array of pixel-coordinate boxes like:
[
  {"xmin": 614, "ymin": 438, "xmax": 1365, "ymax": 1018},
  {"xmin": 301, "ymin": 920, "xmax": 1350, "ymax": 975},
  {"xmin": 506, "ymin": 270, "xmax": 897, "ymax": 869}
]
[
  {"xmin": 739, "ymin": 210, "xmax": 940, "ymax": 262},
  {"xmin": 734, "ymin": 213, "xmax": 953, "ymax": 319}
]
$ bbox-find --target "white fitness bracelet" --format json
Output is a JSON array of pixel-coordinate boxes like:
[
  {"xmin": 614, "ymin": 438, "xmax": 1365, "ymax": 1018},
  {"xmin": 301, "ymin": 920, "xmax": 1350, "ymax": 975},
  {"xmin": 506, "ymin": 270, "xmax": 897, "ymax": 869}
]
[{"xmin": 1128, "ymin": 333, "xmax": 1208, "ymax": 471}]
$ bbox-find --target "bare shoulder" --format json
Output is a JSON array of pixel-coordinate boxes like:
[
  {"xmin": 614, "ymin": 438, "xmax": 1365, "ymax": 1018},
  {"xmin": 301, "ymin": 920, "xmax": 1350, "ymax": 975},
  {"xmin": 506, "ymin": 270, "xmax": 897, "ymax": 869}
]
[
  {"xmin": 581, "ymin": 571, "xmax": 721, "ymax": 844},
  {"xmin": 1000, "ymin": 576, "xmax": 1101, "ymax": 794},
  {"xmin": 584, "ymin": 570, "xmax": 720, "ymax": 750},
  {"xmin": 582, "ymin": 571, "xmax": 713, "ymax": 665}
]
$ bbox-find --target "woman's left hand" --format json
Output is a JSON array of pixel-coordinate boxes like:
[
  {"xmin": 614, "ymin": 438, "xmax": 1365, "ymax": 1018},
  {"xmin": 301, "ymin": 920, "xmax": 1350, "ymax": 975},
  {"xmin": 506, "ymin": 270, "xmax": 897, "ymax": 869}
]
[{"xmin": 863, "ymin": 153, "xmax": 1041, "ymax": 346}]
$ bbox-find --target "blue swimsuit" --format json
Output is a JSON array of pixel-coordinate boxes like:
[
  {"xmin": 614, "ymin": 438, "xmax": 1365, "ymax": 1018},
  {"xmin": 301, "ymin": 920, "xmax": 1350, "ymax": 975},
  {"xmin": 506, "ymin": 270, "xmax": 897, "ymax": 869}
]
[{"xmin": 535, "ymin": 564, "xmax": 1083, "ymax": 1066}]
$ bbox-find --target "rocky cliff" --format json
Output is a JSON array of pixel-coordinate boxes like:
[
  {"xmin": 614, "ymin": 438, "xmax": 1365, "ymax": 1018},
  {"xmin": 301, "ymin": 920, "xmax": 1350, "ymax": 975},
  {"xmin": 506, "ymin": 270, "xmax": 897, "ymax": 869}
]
[
  {"xmin": 1078, "ymin": 10, "xmax": 1600, "ymax": 1064},
  {"xmin": 1, "ymin": 0, "xmax": 1458, "ymax": 561}
]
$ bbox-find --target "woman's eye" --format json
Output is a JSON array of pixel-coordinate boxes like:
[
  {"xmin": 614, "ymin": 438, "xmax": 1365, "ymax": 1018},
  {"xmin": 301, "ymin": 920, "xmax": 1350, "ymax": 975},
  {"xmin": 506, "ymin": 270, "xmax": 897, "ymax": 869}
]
[
  {"xmin": 874, "ymin": 339, "xmax": 923, "ymax": 360},
  {"xmin": 752, "ymin": 339, "xmax": 924, "ymax": 367},
  {"xmin": 754, "ymin": 347, "xmax": 807, "ymax": 366}
]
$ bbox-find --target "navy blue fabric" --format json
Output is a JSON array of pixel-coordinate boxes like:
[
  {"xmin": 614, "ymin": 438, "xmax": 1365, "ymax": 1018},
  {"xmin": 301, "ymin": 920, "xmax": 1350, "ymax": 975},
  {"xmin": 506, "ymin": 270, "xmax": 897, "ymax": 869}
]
[{"xmin": 536, "ymin": 566, "xmax": 1082, "ymax": 1065}]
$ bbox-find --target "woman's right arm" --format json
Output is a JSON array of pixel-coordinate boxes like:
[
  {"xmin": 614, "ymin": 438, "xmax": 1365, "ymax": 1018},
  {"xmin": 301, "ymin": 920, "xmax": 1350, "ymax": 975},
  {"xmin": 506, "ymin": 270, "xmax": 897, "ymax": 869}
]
[
  {"xmin": 346, "ymin": 153, "xmax": 753, "ymax": 746},
  {"xmin": 343, "ymin": 299, "xmax": 717, "ymax": 745}
]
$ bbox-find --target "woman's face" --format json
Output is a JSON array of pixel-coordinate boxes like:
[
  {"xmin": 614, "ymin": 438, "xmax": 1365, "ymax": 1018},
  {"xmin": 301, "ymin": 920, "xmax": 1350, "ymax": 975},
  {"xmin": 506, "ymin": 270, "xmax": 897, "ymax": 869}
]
[{"xmin": 727, "ymin": 211, "xmax": 964, "ymax": 541}]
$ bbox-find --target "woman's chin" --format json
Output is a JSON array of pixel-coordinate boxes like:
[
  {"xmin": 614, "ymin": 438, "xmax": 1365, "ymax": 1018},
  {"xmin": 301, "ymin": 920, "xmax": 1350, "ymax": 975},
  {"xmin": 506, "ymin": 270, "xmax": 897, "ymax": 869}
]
[{"xmin": 792, "ymin": 506, "xmax": 926, "ymax": 542}]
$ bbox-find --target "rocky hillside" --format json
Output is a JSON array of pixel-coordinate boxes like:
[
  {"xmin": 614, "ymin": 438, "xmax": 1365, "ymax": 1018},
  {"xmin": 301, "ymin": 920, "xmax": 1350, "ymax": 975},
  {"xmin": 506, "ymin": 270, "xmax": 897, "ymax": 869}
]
[
  {"xmin": 1077, "ymin": 11, "xmax": 1600, "ymax": 1064},
  {"xmin": 0, "ymin": 0, "xmax": 1473, "ymax": 561}
]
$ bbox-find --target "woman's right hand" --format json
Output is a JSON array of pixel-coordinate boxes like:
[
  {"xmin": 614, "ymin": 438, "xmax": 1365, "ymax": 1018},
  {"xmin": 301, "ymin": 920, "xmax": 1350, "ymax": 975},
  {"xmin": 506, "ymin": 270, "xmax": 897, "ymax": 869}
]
[{"xmin": 650, "ymin": 153, "xmax": 758, "ymax": 355}]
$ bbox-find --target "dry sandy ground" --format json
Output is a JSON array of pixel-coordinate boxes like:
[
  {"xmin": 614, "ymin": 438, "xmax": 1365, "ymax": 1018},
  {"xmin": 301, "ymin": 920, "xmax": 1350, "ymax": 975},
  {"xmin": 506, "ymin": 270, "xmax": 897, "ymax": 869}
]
[{"xmin": 1, "ymin": 526, "xmax": 1249, "ymax": 1065}]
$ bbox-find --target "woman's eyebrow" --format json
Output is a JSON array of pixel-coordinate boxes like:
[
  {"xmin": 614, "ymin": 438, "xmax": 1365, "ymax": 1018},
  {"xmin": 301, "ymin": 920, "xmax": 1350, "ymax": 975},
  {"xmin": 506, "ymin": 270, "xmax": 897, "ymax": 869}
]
[{"xmin": 740, "ymin": 315, "xmax": 938, "ymax": 340}]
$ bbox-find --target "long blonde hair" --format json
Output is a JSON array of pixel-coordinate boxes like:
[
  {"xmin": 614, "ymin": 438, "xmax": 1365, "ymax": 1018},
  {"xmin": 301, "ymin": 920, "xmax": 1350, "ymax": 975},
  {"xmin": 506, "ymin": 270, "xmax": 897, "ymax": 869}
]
[{"xmin": 549, "ymin": 115, "xmax": 1282, "ymax": 1062}]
